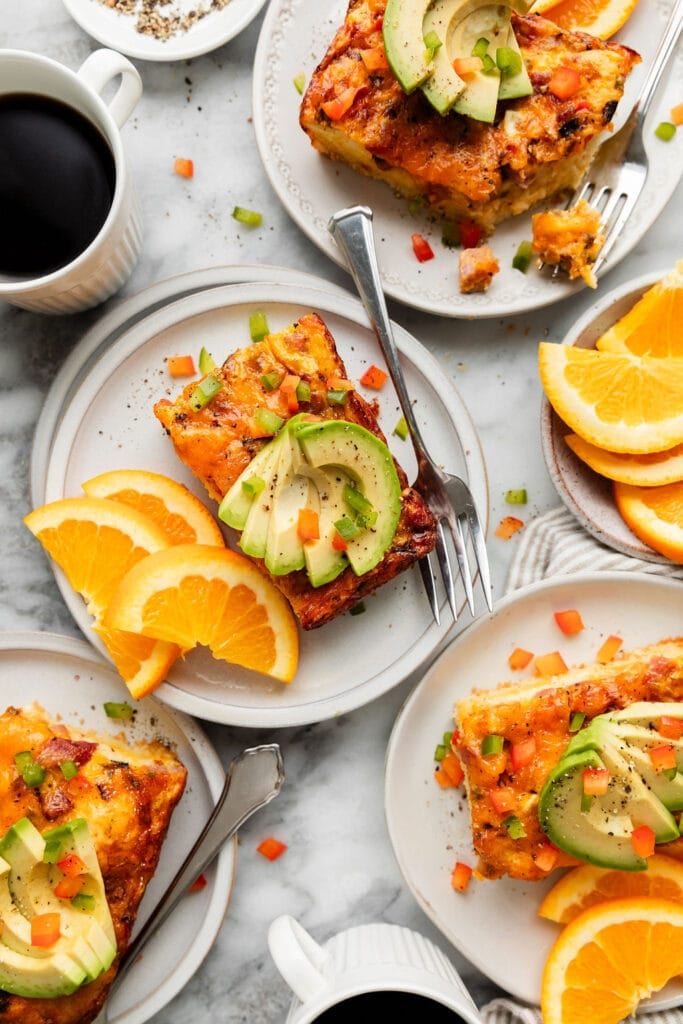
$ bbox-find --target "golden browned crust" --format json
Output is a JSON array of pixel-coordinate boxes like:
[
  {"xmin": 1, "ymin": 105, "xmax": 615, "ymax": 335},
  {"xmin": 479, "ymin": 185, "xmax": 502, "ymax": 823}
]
[
  {"xmin": 454, "ymin": 641, "xmax": 683, "ymax": 882},
  {"xmin": 299, "ymin": 0, "xmax": 639, "ymax": 234},
  {"xmin": 0, "ymin": 704, "xmax": 187, "ymax": 1024},
  {"xmin": 154, "ymin": 312, "xmax": 437, "ymax": 629}
]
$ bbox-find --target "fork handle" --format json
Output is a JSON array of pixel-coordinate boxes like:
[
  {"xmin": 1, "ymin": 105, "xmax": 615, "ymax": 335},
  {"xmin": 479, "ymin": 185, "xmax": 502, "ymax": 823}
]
[
  {"xmin": 632, "ymin": 0, "xmax": 683, "ymax": 133},
  {"xmin": 328, "ymin": 206, "xmax": 431, "ymax": 470}
]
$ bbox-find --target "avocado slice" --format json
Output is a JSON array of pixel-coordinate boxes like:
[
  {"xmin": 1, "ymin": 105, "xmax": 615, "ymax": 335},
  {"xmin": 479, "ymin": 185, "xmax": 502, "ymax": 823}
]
[
  {"xmin": 0, "ymin": 817, "xmax": 117, "ymax": 998},
  {"xmin": 420, "ymin": 0, "xmax": 467, "ymax": 114},
  {"xmin": 450, "ymin": 5, "xmax": 506, "ymax": 123},
  {"xmin": 496, "ymin": 23, "xmax": 532, "ymax": 101},
  {"xmin": 539, "ymin": 747, "xmax": 680, "ymax": 871},
  {"xmin": 295, "ymin": 420, "xmax": 402, "ymax": 577},
  {"xmin": 383, "ymin": 0, "xmax": 436, "ymax": 94},
  {"xmin": 296, "ymin": 463, "xmax": 352, "ymax": 588},
  {"xmin": 263, "ymin": 427, "xmax": 312, "ymax": 576},
  {"xmin": 218, "ymin": 438, "xmax": 283, "ymax": 530}
]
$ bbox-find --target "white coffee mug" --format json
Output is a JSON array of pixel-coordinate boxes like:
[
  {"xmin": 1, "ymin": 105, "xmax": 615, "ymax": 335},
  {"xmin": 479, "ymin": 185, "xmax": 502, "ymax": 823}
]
[
  {"xmin": 0, "ymin": 48, "xmax": 142, "ymax": 314},
  {"xmin": 268, "ymin": 916, "xmax": 482, "ymax": 1023}
]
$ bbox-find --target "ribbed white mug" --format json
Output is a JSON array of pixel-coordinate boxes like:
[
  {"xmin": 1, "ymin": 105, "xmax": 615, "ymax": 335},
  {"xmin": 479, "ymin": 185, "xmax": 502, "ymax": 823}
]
[
  {"xmin": 268, "ymin": 916, "xmax": 482, "ymax": 1023},
  {"xmin": 0, "ymin": 47, "xmax": 142, "ymax": 314}
]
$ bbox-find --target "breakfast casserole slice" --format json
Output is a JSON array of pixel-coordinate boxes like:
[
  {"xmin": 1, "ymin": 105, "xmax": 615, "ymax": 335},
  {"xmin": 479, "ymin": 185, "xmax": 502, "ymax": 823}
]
[
  {"xmin": 453, "ymin": 639, "xmax": 683, "ymax": 882},
  {"xmin": 0, "ymin": 703, "xmax": 187, "ymax": 1024},
  {"xmin": 154, "ymin": 312, "xmax": 437, "ymax": 629},
  {"xmin": 299, "ymin": 0, "xmax": 639, "ymax": 236}
]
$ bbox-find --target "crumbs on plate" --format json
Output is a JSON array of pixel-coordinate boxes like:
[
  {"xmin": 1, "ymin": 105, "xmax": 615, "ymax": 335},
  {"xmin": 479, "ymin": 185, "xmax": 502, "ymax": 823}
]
[{"xmin": 99, "ymin": 0, "xmax": 232, "ymax": 40}]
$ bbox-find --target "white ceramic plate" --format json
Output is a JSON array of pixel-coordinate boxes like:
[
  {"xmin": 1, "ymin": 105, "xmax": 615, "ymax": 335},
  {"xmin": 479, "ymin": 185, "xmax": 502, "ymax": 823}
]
[
  {"xmin": 31, "ymin": 265, "xmax": 349, "ymax": 508},
  {"xmin": 39, "ymin": 280, "xmax": 488, "ymax": 727},
  {"xmin": 540, "ymin": 269, "xmax": 674, "ymax": 563},
  {"xmin": 385, "ymin": 572, "xmax": 683, "ymax": 1010},
  {"xmin": 0, "ymin": 632, "xmax": 235, "ymax": 1024},
  {"xmin": 60, "ymin": 0, "xmax": 269, "ymax": 61},
  {"xmin": 252, "ymin": 0, "xmax": 683, "ymax": 318}
]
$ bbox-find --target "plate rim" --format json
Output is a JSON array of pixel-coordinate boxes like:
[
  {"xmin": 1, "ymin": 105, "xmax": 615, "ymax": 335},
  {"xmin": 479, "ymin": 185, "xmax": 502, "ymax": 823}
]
[
  {"xmin": 0, "ymin": 629, "xmax": 237, "ymax": 1024},
  {"xmin": 252, "ymin": 0, "xmax": 683, "ymax": 318},
  {"xmin": 384, "ymin": 570, "xmax": 683, "ymax": 1010},
  {"xmin": 39, "ymin": 279, "xmax": 489, "ymax": 728},
  {"xmin": 59, "ymin": 0, "xmax": 270, "ymax": 61}
]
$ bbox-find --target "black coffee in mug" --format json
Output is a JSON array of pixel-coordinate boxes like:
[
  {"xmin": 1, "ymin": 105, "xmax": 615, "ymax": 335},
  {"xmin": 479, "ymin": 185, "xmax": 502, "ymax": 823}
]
[
  {"xmin": 313, "ymin": 991, "xmax": 470, "ymax": 1020},
  {"xmin": 0, "ymin": 93, "xmax": 116, "ymax": 277}
]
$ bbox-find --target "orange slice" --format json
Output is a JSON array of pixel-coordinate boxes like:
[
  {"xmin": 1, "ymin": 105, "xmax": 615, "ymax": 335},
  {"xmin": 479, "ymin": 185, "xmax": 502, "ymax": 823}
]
[
  {"xmin": 538, "ymin": 343, "xmax": 683, "ymax": 454},
  {"xmin": 539, "ymin": 854, "xmax": 683, "ymax": 924},
  {"xmin": 104, "ymin": 544, "xmax": 299, "ymax": 683},
  {"xmin": 82, "ymin": 468, "xmax": 224, "ymax": 547},
  {"xmin": 596, "ymin": 260, "xmax": 683, "ymax": 356},
  {"xmin": 614, "ymin": 480, "xmax": 683, "ymax": 562},
  {"xmin": 541, "ymin": 897, "xmax": 683, "ymax": 1024},
  {"xmin": 530, "ymin": 0, "xmax": 640, "ymax": 38},
  {"xmin": 564, "ymin": 435, "xmax": 683, "ymax": 486},
  {"xmin": 24, "ymin": 497, "xmax": 181, "ymax": 699}
]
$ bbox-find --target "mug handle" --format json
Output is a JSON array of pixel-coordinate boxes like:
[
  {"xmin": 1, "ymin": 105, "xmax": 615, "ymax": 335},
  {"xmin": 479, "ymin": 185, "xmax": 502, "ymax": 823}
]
[
  {"xmin": 268, "ymin": 915, "xmax": 334, "ymax": 1003},
  {"xmin": 77, "ymin": 49, "xmax": 142, "ymax": 128}
]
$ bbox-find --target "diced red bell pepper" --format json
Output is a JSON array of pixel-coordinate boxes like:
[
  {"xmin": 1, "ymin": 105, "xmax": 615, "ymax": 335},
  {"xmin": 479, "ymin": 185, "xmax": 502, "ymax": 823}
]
[
  {"xmin": 360, "ymin": 47, "xmax": 389, "ymax": 71},
  {"xmin": 554, "ymin": 609, "xmax": 584, "ymax": 636},
  {"xmin": 321, "ymin": 85, "xmax": 366, "ymax": 120},
  {"xmin": 411, "ymin": 233, "xmax": 435, "ymax": 263},
  {"xmin": 649, "ymin": 743, "xmax": 678, "ymax": 774},
  {"xmin": 534, "ymin": 651, "xmax": 568, "ymax": 677},
  {"xmin": 57, "ymin": 853, "xmax": 88, "ymax": 878},
  {"xmin": 167, "ymin": 354, "xmax": 196, "ymax": 378},
  {"xmin": 631, "ymin": 824, "xmax": 656, "ymax": 859},
  {"xmin": 535, "ymin": 842, "xmax": 559, "ymax": 873},
  {"xmin": 494, "ymin": 516, "xmax": 523, "ymax": 540},
  {"xmin": 582, "ymin": 767, "xmax": 610, "ymax": 796},
  {"xmin": 54, "ymin": 876, "xmax": 85, "ymax": 900},
  {"xmin": 440, "ymin": 750, "xmax": 465, "ymax": 786},
  {"xmin": 257, "ymin": 837, "xmax": 288, "ymax": 861},
  {"xmin": 548, "ymin": 66, "xmax": 582, "ymax": 100},
  {"xmin": 452, "ymin": 56, "xmax": 483, "ymax": 77},
  {"xmin": 188, "ymin": 873, "xmax": 208, "ymax": 893},
  {"xmin": 596, "ymin": 634, "xmax": 623, "ymax": 664},
  {"xmin": 510, "ymin": 737, "xmax": 536, "ymax": 771},
  {"xmin": 489, "ymin": 787, "xmax": 516, "ymax": 815},
  {"xmin": 359, "ymin": 364, "xmax": 388, "ymax": 390},
  {"xmin": 31, "ymin": 913, "xmax": 61, "ymax": 948},
  {"xmin": 508, "ymin": 647, "xmax": 534, "ymax": 671},
  {"xmin": 332, "ymin": 530, "xmax": 348, "ymax": 552},
  {"xmin": 671, "ymin": 102, "xmax": 683, "ymax": 126},
  {"xmin": 297, "ymin": 508, "xmax": 320, "ymax": 542},
  {"xmin": 458, "ymin": 218, "xmax": 483, "ymax": 249},
  {"xmin": 659, "ymin": 715, "xmax": 683, "ymax": 740},
  {"xmin": 451, "ymin": 861, "xmax": 473, "ymax": 893},
  {"xmin": 174, "ymin": 157, "xmax": 194, "ymax": 179}
]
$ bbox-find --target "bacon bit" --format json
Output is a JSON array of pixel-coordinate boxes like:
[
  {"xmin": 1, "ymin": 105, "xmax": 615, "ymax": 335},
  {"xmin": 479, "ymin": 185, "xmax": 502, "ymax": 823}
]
[
  {"xmin": 188, "ymin": 873, "xmax": 208, "ymax": 893},
  {"xmin": 360, "ymin": 364, "xmax": 388, "ymax": 390},
  {"xmin": 360, "ymin": 47, "xmax": 389, "ymax": 72},
  {"xmin": 37, "ymin": 737, "xmax": 97, "ymax": 768},
  {"xmin": 508, "ymin": 647, "xmax": 533, "ymax": 671},
  {"xmin": 321, "ymin": 84, "xmax": 366, "ymax": 120},
  {"xmin": 167, "ymin": 355, "xmax": 196, "ymax": 378},
  {"xmin": 535, "ymin": 842, "xmax": 559, "ymax": 873},
  {"xmin": 495, "ymin": 516, "xmax": 524, "ymax": 540},
  {"xmin": 174, "ymin": 157, "xmax": 194, "ymax": 178},
  {"xmin": 39, "ymin": 786, "xmax": 74, "ymax": 821},
  {"xmin": 596, "ymin": 634, "xmax": 623, "ymax": 664},
  {"xmin": 451, "ymin": 860, "xmax": 473, "ymax": 893},
  {"xmin": 257, "ymin": 837, "xmax": 288, "ymax": 860},
  {"xmin": 534, "ymin": 651, "xmax": 569, "ymax": 677}
]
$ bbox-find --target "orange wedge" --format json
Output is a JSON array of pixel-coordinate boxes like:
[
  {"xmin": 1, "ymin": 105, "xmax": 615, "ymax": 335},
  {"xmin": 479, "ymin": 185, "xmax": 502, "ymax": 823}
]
[
  {"xmin": 530, "ymin": 0, "xmax": 640, "ymax": 38},
  {"xmin": 24, "ymin": 497, "xmax": 181, "ymax": 699},
  {"xmin": 541, "ymin": 897, "xmax": 683, "ymax": 1024},
  {"xmin": 538, "ymin": 343, "xmax": 683, "ymax": 454},
  {"xmin": 82, "ymin": 468, "xmax": 224, "ymax": 546},
  {"xmin": 614, "ymin": 480, "xmax": 683, "ymax": 562},
  {"xmin": 104, "ymin": 544, "xmax": 299, "ymax": 683},
  {"xmin": 539, "ymin": 855, "xmax": 683, "ymax": 924},
  {"xmin": 596, "ymin": 260, "xmax": 683, "ymax": 356},
  {"xmin": 564, "ymin": 435, "xmax": 683, "ymax": 486}
]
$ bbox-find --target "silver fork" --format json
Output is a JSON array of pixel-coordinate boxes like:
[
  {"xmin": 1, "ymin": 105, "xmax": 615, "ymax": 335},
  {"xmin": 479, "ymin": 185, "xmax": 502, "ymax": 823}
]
[
  {"xmin": 549, "ymin": 0, "xmax": 683, "ymax": 279},
  {"xmin": 328, "ymin": 205, "xmax": 492, "ymax": 625}
]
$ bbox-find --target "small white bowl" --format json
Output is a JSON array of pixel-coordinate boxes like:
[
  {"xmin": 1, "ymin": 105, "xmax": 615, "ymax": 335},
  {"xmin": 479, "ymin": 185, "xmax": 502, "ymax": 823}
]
[{"xmin": 540, "ymin": 270, "xmax": 675, "ymax": 564}]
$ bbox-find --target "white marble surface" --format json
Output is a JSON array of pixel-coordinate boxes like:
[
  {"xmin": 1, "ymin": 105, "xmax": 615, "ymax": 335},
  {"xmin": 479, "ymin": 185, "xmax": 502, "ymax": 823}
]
[{"xmin": 0, "ymin": 3, "xmax": 682, "ymax": 1022}]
